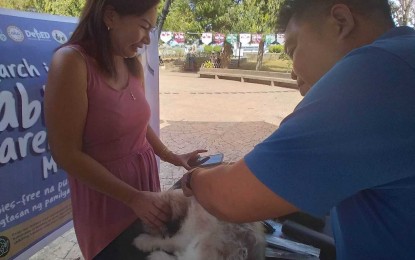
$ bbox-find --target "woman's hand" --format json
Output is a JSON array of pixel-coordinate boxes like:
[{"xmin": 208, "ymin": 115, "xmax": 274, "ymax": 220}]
[
  {"xmin": 127, "ymin": 191, "xmax": 172, "ymax": 230},
  {"xmin": 169, "ymin": 149, "xmax": 207, "ymax": 170},
  {"xmin": 181, "ymin": 169, "xmax": 198, "ymax": 197}
]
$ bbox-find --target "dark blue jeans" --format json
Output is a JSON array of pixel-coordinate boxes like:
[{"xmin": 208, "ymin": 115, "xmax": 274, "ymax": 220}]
[{"xmin": 93, "ymin": 220, "xmax": 148, "ymax": 260}]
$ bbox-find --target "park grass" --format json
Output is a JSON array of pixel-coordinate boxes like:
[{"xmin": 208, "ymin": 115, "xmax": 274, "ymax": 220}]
[
  {"xmin": 238, "ymin": 59, "xmax": 293, "ymax": 73},
  {"xmin": 162, "ymin": 55, "xmax": 293, "ymax": 73}
]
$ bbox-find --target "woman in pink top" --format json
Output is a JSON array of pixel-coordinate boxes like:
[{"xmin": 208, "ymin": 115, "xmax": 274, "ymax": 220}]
[{"xmin": 45, "ymin": 0, "xmax": 205, "ymax": 259}]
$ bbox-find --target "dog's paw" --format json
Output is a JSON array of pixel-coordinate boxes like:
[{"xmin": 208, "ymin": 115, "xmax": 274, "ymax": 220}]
[
  {"xmin": 147, "ymin": 251, "xmax": 176, "ymax": 260},
  {"xmin": 132, "ymin": 234, "xmax": 159, "ymax": 252}
]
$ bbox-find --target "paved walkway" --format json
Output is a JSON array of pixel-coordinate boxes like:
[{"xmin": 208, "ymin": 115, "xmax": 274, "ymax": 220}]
[{"xmin": 30, "ymin": 70, "xmax": 302, "ymax": 260}]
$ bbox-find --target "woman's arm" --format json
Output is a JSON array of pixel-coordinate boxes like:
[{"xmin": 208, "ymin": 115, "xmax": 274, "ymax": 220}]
[
  {"xmin": 45, "ymin": 47, "xmax": 169, "ymax": 228},
  {"xmin": 146, "ymin": 126, "xmax": 207, "ymax": 170},
  {"xmin": 183, "ymin": 159, "xmax": 299, "ymax": 223},
  {"xmin": 146, "ymin": 125, "xmax": 173, "ymax": 162},
  {"xmin": 139, "ymin": 56, "xmax": 206, "ymax": 169}
]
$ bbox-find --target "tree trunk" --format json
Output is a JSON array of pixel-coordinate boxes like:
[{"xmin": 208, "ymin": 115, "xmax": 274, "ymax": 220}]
[
  {"xmin": 256, "ymin": 39, "xmax": 265, "ymax": 71},
  {"xmin": 157, "ymin": 0, "xmax": 174, "ymax": 38},
  {"xmin": 398, "ymin": 0, "xmax": 415, "ymax": 25}
]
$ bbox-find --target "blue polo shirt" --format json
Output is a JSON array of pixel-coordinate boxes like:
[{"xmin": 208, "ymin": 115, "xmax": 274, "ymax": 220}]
[{"xmin": 245, "ymin": 26, "xmax": 415, "ymax": 259}]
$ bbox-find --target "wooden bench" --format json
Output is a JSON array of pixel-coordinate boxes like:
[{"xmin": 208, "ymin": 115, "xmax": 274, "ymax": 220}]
[{"xmin": 198, "ymin": 68, "xmax": 297, "ymax": 89}]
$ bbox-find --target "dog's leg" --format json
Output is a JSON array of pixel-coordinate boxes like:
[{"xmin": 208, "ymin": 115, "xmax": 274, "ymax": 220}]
[
  {"xmin": 147, "ymin": 251, "xmax": 177, "ymax": 260},
  {"xmin": 178, "ymin": 246, "xmax": 223, "ymax": 260},
  {"xmin": 133, "ymin": 233, "xmax": 184, "ymax": 253},
  {"xmin": 177, "ymin": 238, "xmax": 223, "ymax": 260},
  {"xmin": 133, "ymin": 234, "xmax": 165, "ymax": 252}
]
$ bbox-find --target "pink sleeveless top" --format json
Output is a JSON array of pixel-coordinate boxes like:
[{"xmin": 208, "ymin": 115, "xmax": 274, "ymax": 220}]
[{"xmin": 66, "ymin": 45, "xmax": 160, "ymax": 259}]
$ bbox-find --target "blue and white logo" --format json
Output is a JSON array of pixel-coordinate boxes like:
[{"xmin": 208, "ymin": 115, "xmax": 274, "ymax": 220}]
[
  {"xmin": 0, "ymin": 30, "xmax": 7, "ymax": 42},
  {"xmin": 52, "ymin": 29, "xmax": 68, "ymax": 44},
  {"xmin": 7, "ymin": 25, "xmax": 24, "ymax": 42},
  {"xmin": 24, "ymin": 28, "xmax": 51, "ymax": 41},
  {"xmin": 0, "ymin": 236, "xmax": 10, "ymax": 258},
  {"xmin": 0, "ymin": 31, "xmax": 7, "ymax": 42}
]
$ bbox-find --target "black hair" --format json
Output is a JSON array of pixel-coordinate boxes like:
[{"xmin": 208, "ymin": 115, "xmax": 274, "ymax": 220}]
[
  {"xmin": 277, "ymin": 0, "xmax": 394, "ymax": 32},
  {"xmin": 65, "ymin": 0, "xmax": 160, "ymax": 77}
]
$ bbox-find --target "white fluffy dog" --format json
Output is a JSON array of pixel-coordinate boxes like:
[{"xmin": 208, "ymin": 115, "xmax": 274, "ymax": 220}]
[{"xmin": 133, "ymin": 189, "xmax": 265, "ymax": 260}]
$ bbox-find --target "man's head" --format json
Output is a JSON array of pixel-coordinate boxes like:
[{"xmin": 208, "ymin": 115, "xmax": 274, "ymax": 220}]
[{"xmin": 278, "ymin": 0, "xmax": 395, "ymax": 96}]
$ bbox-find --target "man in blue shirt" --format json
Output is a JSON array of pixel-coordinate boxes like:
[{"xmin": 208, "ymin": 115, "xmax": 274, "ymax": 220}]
[{"xmin": 181, "ymin": 0, "xmax": 415, "ymax": 259}]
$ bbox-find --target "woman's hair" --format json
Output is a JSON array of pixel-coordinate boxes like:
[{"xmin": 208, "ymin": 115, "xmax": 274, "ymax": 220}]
[
  {"xmin": 65, "ymin": 0, "xmax": 160, "ymax": 77},
  {"xmin": 277, "ymin": 0, "xmax": 394, "ymax": 32}
]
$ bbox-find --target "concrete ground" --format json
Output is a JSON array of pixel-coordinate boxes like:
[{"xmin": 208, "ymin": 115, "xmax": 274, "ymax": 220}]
[{"xmin": 30, "ymin": 70, "xmax": 302, "ymax": 260}]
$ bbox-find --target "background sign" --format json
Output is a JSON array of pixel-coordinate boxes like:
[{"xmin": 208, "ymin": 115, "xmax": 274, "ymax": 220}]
[
  {"xmin": 239, "ymin": 33, "xmax": 251, "ymax": 46},
  {"xmin": 265, "ymin": 34, "xmax": 276, "ymax": 45},
  {"xmin": 0, "ymin": 8, "xmax": 77, "ymax": 260},
  {"xmin": 201, "ymin": 32, "xmax": 212, "ymax": 45},
  {"xmin": 213, "ymin": 33, "xmax": 225, "ymax": 45},
  {"xmin": 226, "ymin": 34, "xmax": 238, "ymax": 45},
  {"xmin": 160, "ymin": 31, "xmax": 173, "ymax": 43},
  {"xmin": 251, "ymin": 34, "xmax": 262, "ymax": 44},
  {"xmin": 173, "ymin": 32, "xmax": 185, "ymax": 44},
  {"xmin": 277, "ymin": 33, "xmax": 286, "ymax": 44}
]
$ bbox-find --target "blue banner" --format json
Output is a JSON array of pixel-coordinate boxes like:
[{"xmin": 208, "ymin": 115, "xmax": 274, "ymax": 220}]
[{"xmin": 0, "ymin": 8, "xmax": 77, "ymax": 259}]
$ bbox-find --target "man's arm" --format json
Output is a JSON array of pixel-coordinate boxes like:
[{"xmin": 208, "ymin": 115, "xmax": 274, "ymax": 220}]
[{"xmin": 189, "ymin": 159, "xmax": 299, "ymax": 223}]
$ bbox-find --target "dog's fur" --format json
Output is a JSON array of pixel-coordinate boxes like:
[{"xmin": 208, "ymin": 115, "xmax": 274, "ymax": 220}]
[{"xmin": 133, "ymin": 189, "xmax": 265, "ymax": 260}]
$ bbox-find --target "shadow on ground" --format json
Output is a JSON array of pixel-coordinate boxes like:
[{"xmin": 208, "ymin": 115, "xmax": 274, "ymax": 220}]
[{"xmin": 158, "ymin": 120, "xmax": 278, "ymax": 190}]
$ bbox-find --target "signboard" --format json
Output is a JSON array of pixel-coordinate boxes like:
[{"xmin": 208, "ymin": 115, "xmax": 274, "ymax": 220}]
[
  {"xmin": 173, "ymin": 32, "xmax": 185, "ymax": 45},
  {"xmin": 251, "ymin": 34, "xmax": 262, "ymax": 45},
  {"xmin": 226, "ymin": 34, "xmax": 238, "ymax": 45},
  {"xmin": 265, "ymin": 34, "xmax": 276, "ymax": 45},
  {"xmin": 201, "ymin": 32, "xmax": 212, "ymax": 45},
  {"xmin": 0, "ymin": 8, "xmax": 77, "ymax": 260},
  {"xmin": 0, "ymin": 8, "xmax": 160, "ymax": 260},
  {"xmin": 239, "ymin": 33, "xmax": 251, "ymax": 46},
  {"xmin": 277, "ymin": 33, "xmax": 286, "ymax": 44},
  {"xmin": 160, "ymin": 31, "xmax": 173, "ymax": 44},
  {"xmin": 213, "ymin": 33, "xmax": 225, "ymax": 45}
]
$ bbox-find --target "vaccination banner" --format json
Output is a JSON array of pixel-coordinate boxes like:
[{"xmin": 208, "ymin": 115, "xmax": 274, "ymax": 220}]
[{"xmin": 0, "ymin": 8, "xmax": 77, "ymax": 260}]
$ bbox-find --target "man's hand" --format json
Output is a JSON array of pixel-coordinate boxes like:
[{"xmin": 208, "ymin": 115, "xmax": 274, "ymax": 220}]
[{"xmin": 181, "ymin": 168, "xmax": 199, "ymax": 197}]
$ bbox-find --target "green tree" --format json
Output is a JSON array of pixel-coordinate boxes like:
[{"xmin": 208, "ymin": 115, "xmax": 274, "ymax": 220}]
[
  {"xmin": 0, "ymin": 0, "xmax": 85, "ymax": 17},
  {"xmin": 157, "ymin": 0, "xmax": 283, "ymax": 69},
  {"xmin": 390, "ymin": 0, "xmax": 415, "ymax": 26},
  {"xmin": 44, "ymin": 0, "xmax": 85, "ymax": 17},
  {"xmin": 158, "ymin": 0, "xmax": 244, "ymax": 43},
  {"xmin": 0, "ymin": 0, "xmax": 35, "ymax": 11},
  {"xmin": 191, "ymin": 0, "xmax": 242, "ymax": 32},
  {"xmin": 239, "ymin": 0, "xmax": 282, "ymax": 70},
  {"xmin": 159, "ymin": 0, "xmax": 201, "ymax": 33}
]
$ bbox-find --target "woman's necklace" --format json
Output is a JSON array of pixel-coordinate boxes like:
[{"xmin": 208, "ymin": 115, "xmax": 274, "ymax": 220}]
[
  {"xmin": 119, "ymin": 70, "xmax": 135, "ymax": 100},
  {"xmin": 130, "ymin": 92, "xmax": 136, "ymax": 100},
  {"xmin": 114, "ymin": 60, "xmax": 135, "ymax": 100}
]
